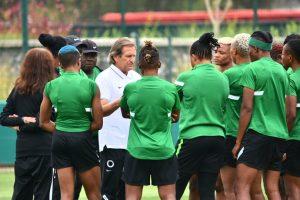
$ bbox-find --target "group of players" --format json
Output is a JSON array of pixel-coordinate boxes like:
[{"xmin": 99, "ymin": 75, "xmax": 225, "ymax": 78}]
[{"xmin": 0, "ymin": 30, "xmax": 300, "ymax": 200}]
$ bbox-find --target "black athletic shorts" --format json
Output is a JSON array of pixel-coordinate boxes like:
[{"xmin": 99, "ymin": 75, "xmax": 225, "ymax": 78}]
[
  {"xmin": 123, "ymin": 153, "xmax": 178, "ymax": 186},
  {"xmin": 52, "ymin": 130, "xmax": 99, "ymax": 173},
  {"xmin": 176, "ymin": 136, "xmax": 225, "ymax": 175},
  {"xmin": 224, "ymin": 135, "xmax": 237, "ymax": 167},
  {"xmin": 237, "ymin": 129, "xmax": 285, "ymax": 171},
  {"xmin": 285, "ymin": 140, "xmax": 300, "ymax": 177}
]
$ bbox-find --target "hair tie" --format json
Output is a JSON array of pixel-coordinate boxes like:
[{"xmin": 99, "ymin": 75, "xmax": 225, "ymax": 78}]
[{"xmin": 144, "ymin": 54, "xmax": 151, "ymax": 63}]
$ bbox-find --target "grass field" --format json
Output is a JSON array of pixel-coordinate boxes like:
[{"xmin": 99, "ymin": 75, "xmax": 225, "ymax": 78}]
[{"xmin": 0, "ymin": 168, "xmax": 189, "ymax": 200}]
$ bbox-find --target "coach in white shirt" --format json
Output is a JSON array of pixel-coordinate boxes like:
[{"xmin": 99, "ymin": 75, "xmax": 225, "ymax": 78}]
[{"xmin": 95, "ymin": 37, "xmax": 141, "ymax": 200}]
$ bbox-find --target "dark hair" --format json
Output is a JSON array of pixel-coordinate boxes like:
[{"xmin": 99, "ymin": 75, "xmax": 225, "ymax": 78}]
[
  {"xmin": 250, "ymin": 31, "xmax": 273, "ymax": 44},
  {"xmin": 270, "ymin": 41, "xmax": 283, "ymax": 61},
  {"xmin": 286, "ymin": 39, "xmax": 300, "ymax": 62},
  {"xmin": 38, "ymin": 33, "xmax": 67, "ymax": 58},
  {"xmin": 138, "ymin": 41, "xmax": 160, "ymax": 69},
  {"xmin": 58, "ymin": 52, "xmax": 80, "ymax": 68},
  {"xmin": 15, "ymin": 48, "xmax": 54, "ymax": 95},
  {"xmin": 190, "ymin": 32, "xmax": 219, "ymax": 60},
  {"xmin": 283, "ymin": 34, "xmax": 300, "ymax": 45}
]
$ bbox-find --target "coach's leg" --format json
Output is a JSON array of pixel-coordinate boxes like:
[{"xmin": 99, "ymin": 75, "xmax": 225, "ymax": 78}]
[
  {"xmin": 235, "ymin": 163, "xmax": 259, "ymax": 200},
  {"xmin": 79, "ymin": 166, "xmax": 101, "ymax": 200},
  {"xmin": 158, "ymin": 184, "xmax": 176, "ymax": 200},
  {"xmin": 12, "ymin": 157, "xmax": 34, "ymax": 200},
  {"xmin": 264, "ymin": 170, "xmax": 281, "ymax": 200},
  {"xmin": 32, "ymin": 156, "xmax": 52, "ymax": 200},
  {"xmin": 57, "ymin": 167, "xmax": 75, "ymax": 200}
]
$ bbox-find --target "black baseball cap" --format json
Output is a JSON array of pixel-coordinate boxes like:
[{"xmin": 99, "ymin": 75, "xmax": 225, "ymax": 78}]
[
  {"xmin": 64, "ymin": 35, "xmax": 82, "ymax": 46},
  {"xmin": 80, "ymin": 39, "xmax": 99, "ymax": 53}
]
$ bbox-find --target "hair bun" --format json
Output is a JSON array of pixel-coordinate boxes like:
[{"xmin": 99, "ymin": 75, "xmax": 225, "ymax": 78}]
[
  {"xmin": 38, "ymin": 33, "xmax": 54, "ymax": 47},
  {"xmin": 144, "ymin": 41, "xmax": 153, "ymax": 47}
]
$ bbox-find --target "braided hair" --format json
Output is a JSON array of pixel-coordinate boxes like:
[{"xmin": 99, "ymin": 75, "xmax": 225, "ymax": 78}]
[
  {"xmin": 190, "ymin": 32, "xmax": 219, "ymax": 60},
  {"xmin": 138, "ymin": 41, "xmax": 161, "ymax": 69}
]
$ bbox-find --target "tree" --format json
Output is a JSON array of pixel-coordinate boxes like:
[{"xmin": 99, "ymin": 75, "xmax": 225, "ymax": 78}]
[{"xmin": 204, "ymin": 0, "xmax": 233, "ymax": 36}]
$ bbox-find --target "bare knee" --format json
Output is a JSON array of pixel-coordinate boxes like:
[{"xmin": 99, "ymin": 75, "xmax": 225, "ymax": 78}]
[{"xmin": 159, "ymin": 191, "xmax": 176, "ymax": 200}]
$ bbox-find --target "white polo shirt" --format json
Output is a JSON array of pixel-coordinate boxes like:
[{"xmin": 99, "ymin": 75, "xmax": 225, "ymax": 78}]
[{"xmin": 95, "ymin": 64, "xmax": 141, "ymax": 151}]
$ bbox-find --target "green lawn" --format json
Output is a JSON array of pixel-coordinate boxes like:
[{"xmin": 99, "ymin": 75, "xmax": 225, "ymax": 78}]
[{"xmin": 0, "ymin": 169, "xmax": 189, "ymax": 200}]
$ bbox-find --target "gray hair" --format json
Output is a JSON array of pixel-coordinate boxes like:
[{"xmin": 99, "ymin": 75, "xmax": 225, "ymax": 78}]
[
  {"xmin": 108, "ymin": 37, "xmax": 135, "ymax": 64},
  {"xmin": 231, "ymin": 33, "xmax": 250, "ymax": 58}
]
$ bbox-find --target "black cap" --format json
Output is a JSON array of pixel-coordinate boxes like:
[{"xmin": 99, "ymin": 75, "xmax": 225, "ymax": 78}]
[
  {"xmin": 80, "ymin": 39, "xmax": 99, "ymax": 53},
  {"xmin": 64, "ymin": 35, "xmax": 82, "ymax": 46}
]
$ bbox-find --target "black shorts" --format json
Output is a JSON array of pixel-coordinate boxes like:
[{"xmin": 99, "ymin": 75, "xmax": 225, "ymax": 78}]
[
  {"xmin": 237, "ymin": 129, "xmax": 285, "ymax": 171},
  {"xmin": 52, "ymin": 130, "xmax": 99, "ymax": 173},
  {"xmin": 224, "ymin": 135, "xmax": 237, "ymax": 167},
  {"xmin": 123, "ymin": 153, "xmax": 178, "ymax": 186},
  {"xmin": 176, "ymin": 136, "xmax": 225, "ymax": 175},
  {"xmin": 285, "ymin": 140, "xmax": 300, "ymax": 177}
]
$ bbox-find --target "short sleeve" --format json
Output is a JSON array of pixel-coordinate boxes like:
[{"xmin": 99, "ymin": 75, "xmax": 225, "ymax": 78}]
[
  {"xmin": 239, "ymin": 67, "xmax": 255, "ymax": 90},
  {"xmin": 174, "ymin": 73, "xmax": 185, "ymax": 93},
  {"xmin": 44, "ymin": 82, "xmax": 51, "ymax": 98},
  {"xmin": 90, "ymin": 81, "xmax": 98, "ymax": 97},
  {"xmin": 173, "ymin": 87, "xmax": 181, "ymax": 111},
  {"xmin": 289, "ymin": 77, "xmax": 297, "ymax": 97},
  {"xmin": 120, "ymin": 85, "xmax": 129, "ymax": 112},
  {"xmin": 95, "ymin": 75, "xmax": 111, "ymax": 101}
]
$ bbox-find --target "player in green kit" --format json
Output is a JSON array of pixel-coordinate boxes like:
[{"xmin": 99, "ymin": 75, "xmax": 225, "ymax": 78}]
[
  {"xmin": 233, "ymin": 31, "xmax": 289, "ymax": 200},
  {"xmin": 175, "ymin": 32, "xmax": 229, "ymax": 200},
  {"xmin": 221, "ymin": 33, "xmax": 264, "ymax": 200},
  {"xmin": 282, "ymin": 39, "xmax": 300, "ymax": 199},
  {"xmin": 39, "ymin": 45, "xmax": 103, "ymax": 200},
  {"xmin": 120, "ymin": 41, "xmax": 180, "ymax": 200}
]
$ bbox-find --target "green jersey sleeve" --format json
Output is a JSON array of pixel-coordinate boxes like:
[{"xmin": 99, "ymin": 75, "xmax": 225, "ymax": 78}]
[
  {"xmin": 289, "ymin": 77, "xmax": 298, "ymax": 97},
  {"xmin": 173, "ymin": 87, "xmax": 181, "ymax": 111},
  {"xmin": 44, "ymin": 82, "xmax": 51, "ymax": 98},
  {"xmin": 240, "ymin": 67, "xmax": 255, "ymax": 90},
  {"xmin": 175, "ymin": 73, "xmax": 186, "ymax": 100},
  {"xmin": 120, "ymin": 85, "xmax": 129, "ymax": 112}
]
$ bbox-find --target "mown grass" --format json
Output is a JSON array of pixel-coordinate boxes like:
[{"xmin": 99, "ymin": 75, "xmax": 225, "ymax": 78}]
[{"xmin": 0, "ymin": 169, "xmax": 189, "ymax": 200}]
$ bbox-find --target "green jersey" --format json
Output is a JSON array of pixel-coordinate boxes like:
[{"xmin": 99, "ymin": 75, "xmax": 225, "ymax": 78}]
[
  {"xmin": 287, "ymin": 67, "xmax": 294, "ymax": 76},
  {"xmin": 45, "ymin": 71, "xmax": 97, "ymax": 132},
  {"xmin": 288, "ymin": 68, "xmax": 300, "ymax": 141},
  {"xmin": 240, "ymin": 57, "xmax": 289, "ymax": 139},
  {"xmin": 120, "ymin": 76, "xmax": 181, "ymax": 160},
  {"xmin": 175, "ymin": 63, "xmax": 229, "ymax": 139},
  {"xmin": 224, "ymin": 63, "xmax": 249, "ymax": 137},
  {"xmin": 57, "ymin": 66, "xmax": 87, "ymax": 78},
  {"xmin": 86, "ymin": 66, "xmax": 102, "ymax": 81}
]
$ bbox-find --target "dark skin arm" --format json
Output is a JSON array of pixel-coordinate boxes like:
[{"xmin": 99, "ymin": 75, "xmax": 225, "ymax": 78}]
[
  {"xmin": 286, "ymin": 95, "xmax": 297, "ymax": 132},
  {"xmin": 232, "ymin": 87, "xmax": 254, "ymax": 158},
  {"xmin": 39, "ymin": 93, "xmax": 55, "ymax": 133},
  {"xmin": 121, "ymin": 107, "xmax": 130, "ymax": 119},
  {"xmin": 90, "ymin": 88, "xmax": 103, "ymax": 132},
  {"xmin": 171, "ymin": 109, "xmax": 180, "ymax": 123}
]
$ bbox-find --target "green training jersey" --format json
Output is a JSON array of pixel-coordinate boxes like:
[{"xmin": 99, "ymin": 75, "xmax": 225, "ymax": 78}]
[
  {"xmin": 287, "ymin": 67, "xmax": 294, "ymax": 76},
  {"xmin": 45, "ymin": 71, "xmax": 97, "ymax": 132},
  {"xmin": 175, "ymin": 63, "xmax": 229, "ymax": 139},
  {"xmin": 57, "ymin": 66, "xmax": 87, "ymax": 78},
  {"xmin": 120, "ymin": 76, "xmax": 181, "ymax": 160},
  {"xmin": 224, "ymin": 63, "xmax": 249, "ymax": 137},
  {"xmin": 288, "ymin": 68, "xmax": 300, "ymax": 141},
  {"xmin": 239, "ymin": 57, "xmax": 289, "ymax": 139},
  {"xmin": 86, "ymin": 66, "xmax": 102, "ymax": 81}
]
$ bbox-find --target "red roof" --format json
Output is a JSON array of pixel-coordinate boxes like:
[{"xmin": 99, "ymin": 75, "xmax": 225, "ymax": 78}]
[{"xmin": 101, "ymin": 9, "xmax": 300, "ymax": 25}]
